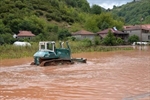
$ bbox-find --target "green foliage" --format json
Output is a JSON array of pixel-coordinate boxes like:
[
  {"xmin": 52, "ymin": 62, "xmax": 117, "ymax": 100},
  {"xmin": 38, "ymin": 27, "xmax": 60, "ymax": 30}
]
[
  {"xmin": 0, "ymin": 43, "xmax": 38, "ymax": 59},
  {"xmin": 0, "ymin": 33, "xmax": 16, "ymax": 44},
  {"xmin": 116, "ymin": 37, "xmax": 124, "ymax": 45},
  {"xmin": 96, "ymin": 13, "xmax": 124, "ymax": 30},
  {"xmin": 84, "ymin": 15, "xmax": 99, "ymax": 32},
  {"xmin": 111, "ymin": 0, "xmax": 150, "ymax": 25},
  {"xmin": 0, "ymin": 0, "xmax": 126, "ymax": 44},
  {"xmin": 57, "ymin": 29, "xmax": 71, "ymax": 40},
  {"xmin": 81, "ymin": 38, "xmax": 92, "ymax": 47},
  {"xmin": 91, "ymin": 4, "xmax": 102, "ymax": 15},
  {"xmin": 93, "ymin": 36, "xmax": 101, "ymax": 45},
  {"xmin": 102, "ymin": 30, "xmax": 116, "ymax": 46},
  {"xmin": 128, "ymin": 35, "xmax": 139, "ymax": 43},
  {"xmin": 0, "ymin": 41, "xmax": 133, "ymax": 60}
]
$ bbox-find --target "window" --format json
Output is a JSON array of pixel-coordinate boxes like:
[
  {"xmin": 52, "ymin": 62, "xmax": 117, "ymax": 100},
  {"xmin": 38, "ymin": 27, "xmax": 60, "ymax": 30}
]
[{"xmin": 148, "ymin": 35, "xmax": 150, "ymax": 40}]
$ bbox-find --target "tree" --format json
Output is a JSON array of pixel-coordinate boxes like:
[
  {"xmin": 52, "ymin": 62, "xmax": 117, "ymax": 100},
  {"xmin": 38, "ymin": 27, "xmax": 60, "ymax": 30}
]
[
  {"xmin": 128, "ymin": 35, "xmax": 139, "ymax": 43},
  {"xmin": 102, "ymin": 30, "xmax": 116, "ymax": 46},
  {"xmin": 84, "ymin": 16, "xmax": 99, "ymax": 32},
  {"xmin": 93, "ymin": 36, "xmax": 101, "ymax": 45},
  {"xmin": 57, "ymin": 29, "xmax": 71, "ymax": 40},
  {"xmin": 116, "ymin": 37, "xmax": 124, "ymax": 45},
  {"xmin": 91, "ymin": 4, "xmax": 102, "ymax": 15}
]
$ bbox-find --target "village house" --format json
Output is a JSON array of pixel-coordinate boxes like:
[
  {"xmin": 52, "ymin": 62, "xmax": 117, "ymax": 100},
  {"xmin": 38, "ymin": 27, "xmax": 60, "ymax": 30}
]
[
  {"xmin": 97, "ymin": 28, "xmax": 129, "ymax": 42},
  {"xmin": 72, "ymin": 30, "xmax": 96, "ymax": 40},
  {"xmin": 123, "ymin": 24, "xmax": 150, "ymax": 42},
  {"xmin": 17, "ymin": 31, "xmax": 35, "ymax": 39}
]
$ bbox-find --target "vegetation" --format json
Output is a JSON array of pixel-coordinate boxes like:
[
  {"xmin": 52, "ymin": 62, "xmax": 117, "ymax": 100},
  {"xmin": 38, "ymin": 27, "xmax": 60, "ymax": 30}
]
[
  {"xmin": 0, "ymin": 0, "xmax": 124, "ymax": 44},
  {"xmin": 0, "ymin": 0, "xmax": 149, "ymax": 60},
  {"xmin": 128, "ymin": 35, "xmax": 139, "ymax": 44},
  {"xmin": 102, "ymin": 30, "xmax": 116, "ymax": 46},
  {"xmin": 0, "ymin": 41, "xmax": 133, "ymax": 60},
  {"xmin": 111, "ymin": 0, "xmax": 150, "ymax": 25}
]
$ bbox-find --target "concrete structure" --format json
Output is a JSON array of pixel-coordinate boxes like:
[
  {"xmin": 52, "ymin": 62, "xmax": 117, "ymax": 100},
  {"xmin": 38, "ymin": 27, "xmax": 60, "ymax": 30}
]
[
  {"xmin": 123, "ymin": 24, "xmax": 150, "ymax": 42},
  {"xmin": 72, "ymin": 30, "xmax": 96, "ymax": 40}
]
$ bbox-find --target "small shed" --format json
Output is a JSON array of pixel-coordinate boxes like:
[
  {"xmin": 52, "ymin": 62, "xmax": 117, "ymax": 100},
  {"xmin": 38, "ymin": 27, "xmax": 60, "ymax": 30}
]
[
  {"xmin": 72, "ymin": 30, "xmax": 96, "ymax": 40},
  {"xmin": 17, "ymin": 31, "xmax": 35, "ymax": 39}
]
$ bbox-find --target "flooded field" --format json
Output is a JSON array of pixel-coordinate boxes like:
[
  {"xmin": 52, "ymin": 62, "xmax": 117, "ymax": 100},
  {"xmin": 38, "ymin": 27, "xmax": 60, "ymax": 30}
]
[{"xmin": 0, "ymin": 46, "xmax": 150, "ymax": 100}]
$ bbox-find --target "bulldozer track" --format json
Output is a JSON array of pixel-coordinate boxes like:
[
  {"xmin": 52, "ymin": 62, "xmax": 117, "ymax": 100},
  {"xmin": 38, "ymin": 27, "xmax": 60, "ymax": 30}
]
[{"xmin": 40, "ymin": 59, "xmax": 74, "ymax": 66}]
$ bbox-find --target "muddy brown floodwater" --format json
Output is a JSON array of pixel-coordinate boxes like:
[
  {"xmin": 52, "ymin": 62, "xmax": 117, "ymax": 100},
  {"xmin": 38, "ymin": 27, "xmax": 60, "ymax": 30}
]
[{"xmin": 0, "ymin": 46, "xmax": 150, "ymax": 100}]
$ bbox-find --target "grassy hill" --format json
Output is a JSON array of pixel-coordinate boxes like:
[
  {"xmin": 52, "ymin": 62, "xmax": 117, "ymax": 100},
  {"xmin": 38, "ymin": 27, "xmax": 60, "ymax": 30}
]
[
  {"xmin": 111, "ymin": 0, "xmax": 150, "ymax": 25},
  {"xmin": 0, "ymin": 0, "xmax": 128, "ymax": 44}
]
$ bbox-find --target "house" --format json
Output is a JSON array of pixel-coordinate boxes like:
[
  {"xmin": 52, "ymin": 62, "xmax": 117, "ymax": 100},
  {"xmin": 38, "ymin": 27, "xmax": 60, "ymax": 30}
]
[
  {"xmin": 17, "ymin": 31, "xmax": 35, "ymax": 39},
  {"xmin": 123, "ymin": 24, "xmax": 150, "ymax": 42},
  {"xmin": 72, "ymin": 30, "xmax": 96, "ymax": 40},
  {"xmin": 97, "ymin": 28, "xmax": 129, "ymax": 42}
]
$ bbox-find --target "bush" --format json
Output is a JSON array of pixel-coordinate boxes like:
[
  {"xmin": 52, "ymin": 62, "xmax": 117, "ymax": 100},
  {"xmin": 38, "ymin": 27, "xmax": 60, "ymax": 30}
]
[
  {"xmin": 102, "ymin": 30, "xmax": 116, "ymax": 46},
  {"xmin": 128, "ymin": 35, "xmax": 139, "ymax": 43},
  {"xmin": 57, "ymin": 29, "xmax": 71, "ymax": 40},
  {"xmin": 81, "ymin": 38, "xmax": 92, "ymax": 47},
  {"xmin": 35, "ymin": 10, "xmax": 43, "ymax": 16},
  {"xmin": 93, "ymin": 36, "xmax": 101, "ymax": 45},
  {"xmin": 116, "ymin": 37, "xmax": 124, "ymax": 45}
]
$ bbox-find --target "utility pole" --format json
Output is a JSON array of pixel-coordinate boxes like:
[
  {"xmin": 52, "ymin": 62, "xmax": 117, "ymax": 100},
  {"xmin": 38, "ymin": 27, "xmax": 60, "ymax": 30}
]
[
  {"xmin": 140, "ymin": 18, "xmax": 143, "ymax": 42},
  {"xmin": 140, "ymin": 17, "xmax": 143, "ymax": 50}
]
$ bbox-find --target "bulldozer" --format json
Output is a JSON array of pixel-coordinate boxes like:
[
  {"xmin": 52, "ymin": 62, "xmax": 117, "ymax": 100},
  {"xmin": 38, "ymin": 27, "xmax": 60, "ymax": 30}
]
[{"xmin": 31, "ymin": 41, "xmax": 86, "ymax": 66}]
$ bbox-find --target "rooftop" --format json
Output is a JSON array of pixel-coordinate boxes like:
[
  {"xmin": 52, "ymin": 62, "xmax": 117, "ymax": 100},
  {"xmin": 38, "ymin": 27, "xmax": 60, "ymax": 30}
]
[
  {"xmin": 72, "ymin": 30, "xmax": 95, "ymax": 35},
  {"xmin": 17, "ymin": 31, "xmax": 35, "ymax": 37},
  {"xmin": 123, "ymin": 24, "xmax": 150, "ymax": 31}
]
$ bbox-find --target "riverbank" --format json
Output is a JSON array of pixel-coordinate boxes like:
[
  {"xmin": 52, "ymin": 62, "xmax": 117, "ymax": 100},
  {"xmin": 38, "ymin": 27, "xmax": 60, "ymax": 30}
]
[
  {"xmin": 0, "ymin": 45, "xmax": 149, "ymax": 67},
  {"xmin": 0, "ymin": 42, "xmax": 134, "ymax": 60}
]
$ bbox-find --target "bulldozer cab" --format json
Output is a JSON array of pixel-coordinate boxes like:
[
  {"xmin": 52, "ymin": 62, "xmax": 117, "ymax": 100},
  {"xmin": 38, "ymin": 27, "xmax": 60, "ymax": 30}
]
[
  {"xmin": 39, "ymin": 41, "xmax": 55, "ymax": 51},
  {"xmin": 38, "ymin": 41, "xmax": 71, "ymax": 59}
]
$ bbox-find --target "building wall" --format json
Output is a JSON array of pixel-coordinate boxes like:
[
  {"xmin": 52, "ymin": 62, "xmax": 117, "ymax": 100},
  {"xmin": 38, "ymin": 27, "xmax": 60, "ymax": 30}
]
[
  {"xmin": 125, "ymin": 30, "xmax": 150, "ymax": 42},
  {"xmin": 72, "ymin": 35, "xmax": 95, "ymax": 40}
]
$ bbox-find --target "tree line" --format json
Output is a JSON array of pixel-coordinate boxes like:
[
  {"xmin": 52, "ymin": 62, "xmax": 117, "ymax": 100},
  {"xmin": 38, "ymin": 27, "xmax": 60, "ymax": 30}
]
[{"xmin": 0, "ymin": 0, "xmax": 126, "ymax": 44}]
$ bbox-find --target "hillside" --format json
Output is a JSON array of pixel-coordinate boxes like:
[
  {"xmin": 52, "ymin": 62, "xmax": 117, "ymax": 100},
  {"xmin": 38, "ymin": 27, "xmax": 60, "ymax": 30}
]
[
  {"xmin": 0, "ymin": 0, "xmax": 125, "ymax": 44},
  {"xmin": 111, "ymin": 0, "xmax": 150, "ymax": 25}
]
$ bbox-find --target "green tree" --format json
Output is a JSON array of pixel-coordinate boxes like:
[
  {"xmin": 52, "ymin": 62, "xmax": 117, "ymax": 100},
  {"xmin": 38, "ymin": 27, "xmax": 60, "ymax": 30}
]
[
  {"xmin": 128, "ymin": 35, "xmax": 139, "ymax": 43},
  {"xmin": 84, "ymin": 16, "xmax": 99, "ymax": 32},
  {"xmin": 82, "ymin": 38, "xmax": 92, "ymax": 47},
  {"xmin": 91, "ymin": 4, "xmax": 102, "ymax": 15},
  {"xmin": 93, "ymin": 36, "xmax": 101, "ymax": 45},
  {"xmin": 0, "ymin": 33, "xmax": 16, "ymax": 44},
  {"xmin": 57, "ymin": 29, "xmax": 71, "ymax": 40},
  {"xmin": 116, "ymin": 37, "xmax": 124, "ymax": 45},
  {"xmin": 102, "ymin": 30, "xmax": 116, "ymax": 46}
]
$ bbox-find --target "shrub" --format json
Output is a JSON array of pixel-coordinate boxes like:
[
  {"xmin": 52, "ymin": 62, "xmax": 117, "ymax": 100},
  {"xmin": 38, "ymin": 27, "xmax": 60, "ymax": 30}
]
[
  {"xmin": 116, "ymin": 37, "xmax": 124, "ymax": 45},
  {"xmin": 81, "ymin": 38, "xmax": 92, "ymax": 47},
  {"xmin": 102, "ymin": 30, "xmax": 116, "ymax": 46},
  {"xmin": 128, "ymin": 35, "xmax": 139, "ymax": 43},
  {"xmin": 93, "ymin": 36, "xmax": 101, "ymax": 45}
]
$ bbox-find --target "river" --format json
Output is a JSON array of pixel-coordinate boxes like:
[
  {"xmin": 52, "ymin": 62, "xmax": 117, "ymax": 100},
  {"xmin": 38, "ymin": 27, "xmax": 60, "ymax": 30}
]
[{"xmin": 0, "ymin": 46, "xmax": 150, "ymax": 100}]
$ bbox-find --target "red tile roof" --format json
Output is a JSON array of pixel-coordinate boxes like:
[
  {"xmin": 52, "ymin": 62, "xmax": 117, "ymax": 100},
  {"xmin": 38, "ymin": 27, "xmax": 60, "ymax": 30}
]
[
  {"xmin": 124, "ymin": 24, "xmax": 150, "ymax": 31},
  {"xmin": 72, "ymin": 30, "xmax": 95, "ymax": 35},
  {"xmin": 17, "ymin": 31, "xmax": 35, "ymax": 37}
]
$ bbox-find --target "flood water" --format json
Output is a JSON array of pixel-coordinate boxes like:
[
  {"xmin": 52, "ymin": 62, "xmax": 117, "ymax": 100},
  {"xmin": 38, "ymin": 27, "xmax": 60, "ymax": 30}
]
[{"xmin": 0, "ymin": 46, "xmax": 150, "ymax": 100}]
